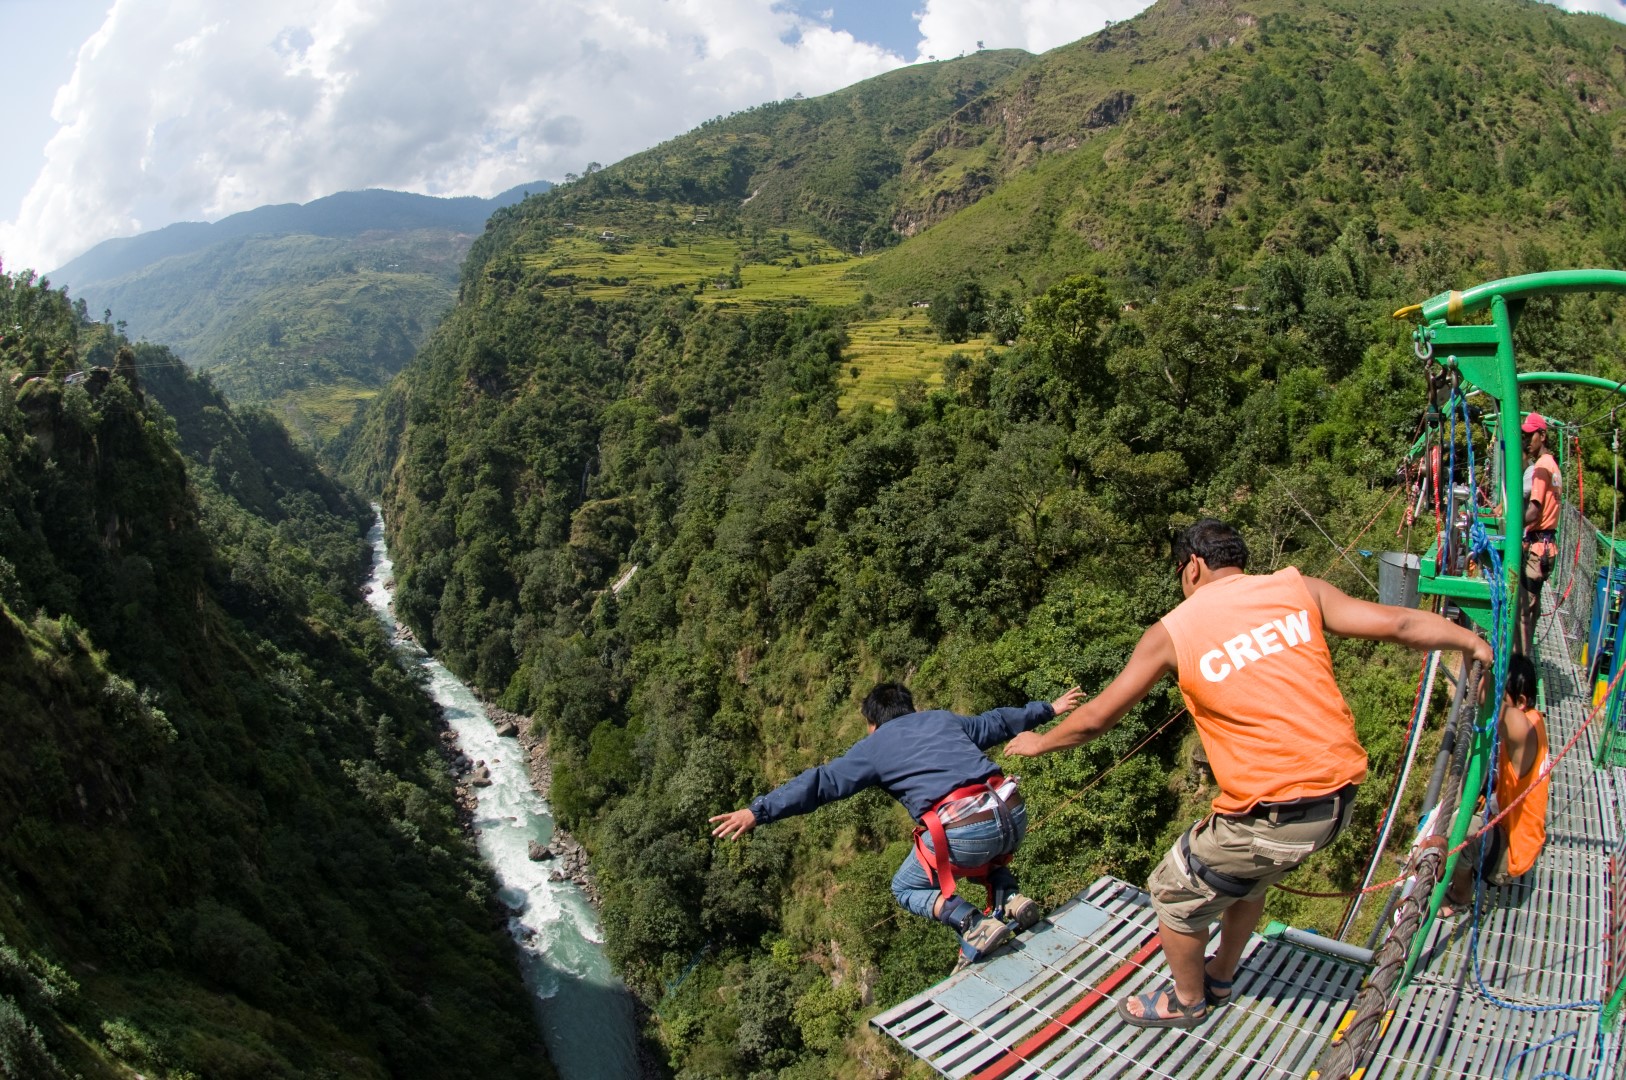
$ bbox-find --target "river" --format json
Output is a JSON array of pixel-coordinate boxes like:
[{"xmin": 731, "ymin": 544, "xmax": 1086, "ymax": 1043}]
[{"xmin": 363, "ymin": 513, "xmax": 641, "ymax": 1079}]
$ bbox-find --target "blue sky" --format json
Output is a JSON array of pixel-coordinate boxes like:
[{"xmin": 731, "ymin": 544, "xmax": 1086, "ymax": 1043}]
[
  {"xmin": 2, "ymin": 0, "xmax": 1623, "ymax": 275},
  {"xmin": 784, "ymin": 1, "xmax": 921, "ymax": 56},
  {"xmin": 0, "ymin": 0, "xmax": 110, "ymax": 258}
]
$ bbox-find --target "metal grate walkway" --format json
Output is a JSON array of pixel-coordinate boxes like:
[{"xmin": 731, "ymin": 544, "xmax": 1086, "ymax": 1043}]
[
  {"xmin": 1365, "ymin": 611, "xmax": 1626, "ymax": 1078},
  {"xmin": 874, "ymin": 604, "xmax": 1626, "ymax": 1078},
  {"xmin": 871, "ymin": 876, "xmax": 1366, "ymax": 1079}
]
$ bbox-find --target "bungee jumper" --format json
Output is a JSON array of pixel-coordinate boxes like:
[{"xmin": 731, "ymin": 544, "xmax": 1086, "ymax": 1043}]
[
  {"xmin": 1005, "ymin": 518, "xmax": 1491, "ymax": 1030},
  {"xmin": 710, "ymin": 681, "xmax": 1082, "ymax": 968}
]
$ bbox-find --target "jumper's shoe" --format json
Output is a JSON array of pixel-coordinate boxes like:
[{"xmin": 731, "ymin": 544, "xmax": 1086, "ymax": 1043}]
[
  {"xmin": 952, "ymin": 915, "xmax": 1015, "ymax": 971},
  {"xmin": 1002, "ymin": 893, "xmax": 1042, "ymax": 931}
]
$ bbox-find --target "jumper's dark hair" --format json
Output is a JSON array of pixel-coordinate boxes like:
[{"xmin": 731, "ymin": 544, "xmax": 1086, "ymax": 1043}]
[
  {"xmin": 862, "ymin": 683, "xmax": 916, "ymax": 727},
  {"xmin": 1505, "ymin": 653, "xmax": 1538, "ymax": 707},
  {"xmin": 1172, "ymin": 518, "xmax": 1250, "ymax": 573}
]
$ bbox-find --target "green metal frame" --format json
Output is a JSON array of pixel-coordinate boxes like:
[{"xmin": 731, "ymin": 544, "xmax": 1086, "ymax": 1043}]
[{"xmin": 1395, "ymin": 271, "xmax": 1626, "ymax": 1004}]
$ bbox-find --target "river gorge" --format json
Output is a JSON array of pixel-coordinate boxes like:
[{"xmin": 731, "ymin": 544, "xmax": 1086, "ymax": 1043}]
[{"xmin": 364, "ymin": 514, "xmax": 641, "ymax": 1079}]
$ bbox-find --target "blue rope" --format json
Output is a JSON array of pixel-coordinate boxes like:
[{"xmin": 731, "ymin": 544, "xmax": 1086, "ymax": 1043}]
[
  {"xmin": 1449, "ymin": 395, "xmax": 1604, "ymax": 1080},
  {"xmin": 1500, "ymin": 1029, "xmax": 1582, "ymax": 1080}
]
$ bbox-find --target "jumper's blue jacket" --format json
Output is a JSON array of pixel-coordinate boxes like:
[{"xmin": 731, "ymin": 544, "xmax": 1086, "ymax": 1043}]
[{"xmin": 748, "ymin": 702, "xmax": 1054, "ymax": 824}]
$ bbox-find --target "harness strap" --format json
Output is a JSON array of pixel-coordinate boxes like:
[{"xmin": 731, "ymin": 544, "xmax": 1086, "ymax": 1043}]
[
  {"xmin": 1179, "ymin": 827, "xmax": 1256, "ymax": 899},
  {"xmin": 913, "ymin": 775, "xmax": 1015, "ymax": 904}
]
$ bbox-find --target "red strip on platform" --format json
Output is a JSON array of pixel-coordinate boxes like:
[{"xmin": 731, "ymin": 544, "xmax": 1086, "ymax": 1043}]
[{"xmin": 973, "ymin": 930, "xmax": 1164, "ymax": 1080}]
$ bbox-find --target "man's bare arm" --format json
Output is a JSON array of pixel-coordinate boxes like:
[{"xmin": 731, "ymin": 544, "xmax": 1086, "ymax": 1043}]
[
  {"xmin": 1305, "ymin": 575, "xmax": 1492, "ymax": 667},
  {"xmin": 1005, "ymin": 624, "xmax": 1177, "ymax": 756}
]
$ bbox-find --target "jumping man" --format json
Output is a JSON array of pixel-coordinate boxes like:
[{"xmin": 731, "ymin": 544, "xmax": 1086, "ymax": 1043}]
[{"xmin": 711, "ymin": 682, "xmax": 1082, "ymax": 967}]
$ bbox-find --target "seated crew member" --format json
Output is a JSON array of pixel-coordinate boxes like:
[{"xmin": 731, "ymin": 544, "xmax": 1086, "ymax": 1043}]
[
  {"xmin": 1444, "ymin": 652, "xmax": 1550, "ymax": 914},
  {"xmin": 710, "ymin": 681, "xmax": 1083, "ymax": 967},
  {"xmin": 1006, "ymin": 519, "xmax": 1492, "ymax": 1029},
  {"xmin": 1519, "ymin": 413, "xmax": 1561, "ymax": 654}
]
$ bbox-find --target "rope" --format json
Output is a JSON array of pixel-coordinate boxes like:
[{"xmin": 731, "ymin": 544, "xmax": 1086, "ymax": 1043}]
[
  {"xmin": 1261, "ymin": 465, "xmax": 1379, "ymax": 594},
  {"xmin": 1337, "ymin": 648, "xmax": 1440, "ymax": 938},
  {"xmin": 1024, "ymin": 708, "xmax": 1187, "ymax": 834}
]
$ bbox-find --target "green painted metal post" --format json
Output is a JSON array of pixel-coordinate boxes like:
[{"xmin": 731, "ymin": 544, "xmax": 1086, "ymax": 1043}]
[{"xmin": 1395, "ymin": 269, "xmax": 1626, "ymax": 990}]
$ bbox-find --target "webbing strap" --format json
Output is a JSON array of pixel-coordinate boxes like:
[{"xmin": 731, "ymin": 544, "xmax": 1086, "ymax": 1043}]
[
  {"xmin": 1179, "ymin": 827, "xmax": 1257, "ymax": 899},
  {"xmin": 913, "ymin": 774, "xmax": 1013, "ymax": 903}
]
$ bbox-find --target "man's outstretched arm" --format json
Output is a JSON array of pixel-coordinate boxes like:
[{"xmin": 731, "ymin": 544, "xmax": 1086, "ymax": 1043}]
[
  {"xmin": 1004, "ymin": 624, "xmax": 1177, "ymax": 757},
  {"xmin": 1305, "ymin": 575, "xmax": 1493, "ymax": 668},
  {"xmin": 710, "ymin": 747, "xmax": 881, "ymax": 840}
]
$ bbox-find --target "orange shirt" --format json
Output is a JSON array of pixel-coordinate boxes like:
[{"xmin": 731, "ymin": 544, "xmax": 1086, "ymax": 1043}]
[
  {"xmin": 1528, "ymin": 451, "xmax": 1561, "ymax": 532},
  {"xmin": 1495, "ymin": 707, "xmax": 1549, "ymax": 878},
  {"xmin": 1160, "ymin": 568, "xmax": 1368, "ymax": 813}
]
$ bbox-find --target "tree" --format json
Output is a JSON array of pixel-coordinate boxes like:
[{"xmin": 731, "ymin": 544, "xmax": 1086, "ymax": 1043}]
[
  {"xmin": 1023, "ymin": 274, "xmax": 1118, "ymax": 398},
  {"xmin": 928, "ymin": 280, "xmax": 987, "ymax": 343}
]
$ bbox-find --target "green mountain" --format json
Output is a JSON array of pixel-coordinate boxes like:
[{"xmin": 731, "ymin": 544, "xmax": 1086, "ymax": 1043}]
[
  {"xmin": 338, "ymin": 0, "xmax": 1626, "ymax": 1075},
  {"xmin": 0, "ymin": 270, "xmax": 553, "ymax": 1079},
  {"xmin": 48, "ymin": 185, "xmax": 549, "ymax": 445}
]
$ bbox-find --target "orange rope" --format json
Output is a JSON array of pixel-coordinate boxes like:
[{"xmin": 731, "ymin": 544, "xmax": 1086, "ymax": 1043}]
[{"xmin": 1318, "ymin": 485, "xmax": 1404, "ymax": 580}]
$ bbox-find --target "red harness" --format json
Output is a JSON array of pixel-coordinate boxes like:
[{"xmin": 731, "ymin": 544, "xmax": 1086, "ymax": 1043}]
[{"xmin": 912, "ymin": 774, "xmax": 1015, "ymax": 905}]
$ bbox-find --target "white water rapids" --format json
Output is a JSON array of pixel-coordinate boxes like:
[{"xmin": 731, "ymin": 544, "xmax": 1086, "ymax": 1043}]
[{"xmin": 364, "ymin": 513, "xmax": 640, "ymax": 1079}]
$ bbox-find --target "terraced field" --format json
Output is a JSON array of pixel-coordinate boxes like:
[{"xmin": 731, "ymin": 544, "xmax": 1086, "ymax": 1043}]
[
  {"xmin": 520, "ymin": 227, "xmax": 1008, "ymax": 411},
  {"xmin": 271, "ymin": 382, "xmax": 378, "ymax": 445},
  {"xmin": 522, "ymin": 228, "xmax": 869, "ymax": 307},
  {"xmin": 840, "ymin": 309, "xmax": 1006, "ymax": 410}
]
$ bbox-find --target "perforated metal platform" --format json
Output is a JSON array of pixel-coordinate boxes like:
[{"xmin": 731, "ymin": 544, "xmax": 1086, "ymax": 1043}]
[{"xmin": 871, "ymin": 876, "xmax": 1366, "ymax": 1079}]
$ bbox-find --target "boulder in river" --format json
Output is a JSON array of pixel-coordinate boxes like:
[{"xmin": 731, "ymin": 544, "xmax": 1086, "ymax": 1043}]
[{"xmin": 528, "ymin": 840, "xmax": 553, "ymax": 862}]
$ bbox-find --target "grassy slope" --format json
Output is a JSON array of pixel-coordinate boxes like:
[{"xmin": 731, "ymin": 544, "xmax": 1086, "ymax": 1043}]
[{"xmin": 864, "ymin": 0, "xmax": 1626, "ymax": 298}]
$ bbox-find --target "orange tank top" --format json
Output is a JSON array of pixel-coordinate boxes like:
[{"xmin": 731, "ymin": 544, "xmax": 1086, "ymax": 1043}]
[
  {"xmin": 1495, "ymin": 707, "xmax": 1549, "ymax": 878},
  {"xmin": 1160, "ymin": 567, "xmax": 1368, "ymax": 813},
  {"xmin": 1529, "ymin": 452, "xmax": 1561, "ymax": 532}
]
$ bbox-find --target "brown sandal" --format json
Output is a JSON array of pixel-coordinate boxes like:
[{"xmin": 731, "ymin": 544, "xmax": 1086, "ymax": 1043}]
[{"xmin": 1116, "ymin": 985, "xmax": 1209, "ymax": 1029}]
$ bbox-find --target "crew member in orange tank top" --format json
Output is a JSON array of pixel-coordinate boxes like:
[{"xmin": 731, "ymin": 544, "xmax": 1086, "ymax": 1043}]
[
  {"xmin": 1442, "ymin": 652, "xmax": 1550, "ymax": 915},
  {"xmin": 1495, "ymin": 656, "xmax": 1549, "ymax": 878},
  {"xmin": 1518, "ymin": 412, "xmax": 1562, "ymax": 654},
  {"xmin": 1006, "ymin": 519, "xmax": 1492, "ymax": 1030}
]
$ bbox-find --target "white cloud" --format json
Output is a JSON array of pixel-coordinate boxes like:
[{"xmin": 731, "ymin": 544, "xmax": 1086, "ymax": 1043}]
[
  {"xmin": 0, "ymin": 0, "xmax": 911, "ymax": 273},
  {"xmin": 1550, "ymin": 0, "xmax": 1626, "ymax": 17},
  {"xmin": 913, "ymin": 0, "xmax": 1147, "ymax": 61}
]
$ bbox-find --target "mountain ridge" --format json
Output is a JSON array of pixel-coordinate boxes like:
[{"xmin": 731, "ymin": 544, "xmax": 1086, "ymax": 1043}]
[{"xmin": 49, "ymin": 181, "xmax": 551, "ymax": 287}]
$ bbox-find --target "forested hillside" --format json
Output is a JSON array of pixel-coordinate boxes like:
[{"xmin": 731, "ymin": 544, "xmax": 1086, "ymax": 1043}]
[
  {"xmin": 0, "ymin": 269, "xmax": 553, "ymax": 1079},
  {"xmin": 48, "ymin": 184, "xmax": 548, "ymax": 447},
  {"xmin": 347, "ymin": 0, "xmax": 1626, "ymax": 1076}
]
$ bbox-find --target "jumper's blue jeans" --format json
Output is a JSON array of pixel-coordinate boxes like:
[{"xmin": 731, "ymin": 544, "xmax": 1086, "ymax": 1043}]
[{"xmin": 890, "ymin": 802, "xmax": 1029, "ymax": 920}]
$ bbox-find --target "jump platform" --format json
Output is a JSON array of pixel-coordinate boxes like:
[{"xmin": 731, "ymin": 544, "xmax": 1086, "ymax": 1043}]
[{"xmin": 874, "ymin": 613, "xmax": 1626, "ymax": 1078}]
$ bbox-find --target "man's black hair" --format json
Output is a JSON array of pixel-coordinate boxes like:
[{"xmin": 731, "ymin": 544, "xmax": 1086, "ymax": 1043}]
[
  {"xmin": 1172, "ymin": 518, "xmax": 1250, "ymax": 573},
  {"xmin": 862, "ymin": 682, "xmax": 915, "ymax": 727},
  {"xmin": 1506, "ymin": 653, "xmax": 1538, "ymax": 707}
]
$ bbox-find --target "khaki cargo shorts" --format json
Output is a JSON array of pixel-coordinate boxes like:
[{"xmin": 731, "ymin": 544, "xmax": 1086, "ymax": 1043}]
[
  {"xmin": 1523, "ymin": 537, "xmax": 1556, "ymax": 585},
  {"xmin": 1147, "ymin": 799, "xmax": 1355, "ymax": 934}
]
